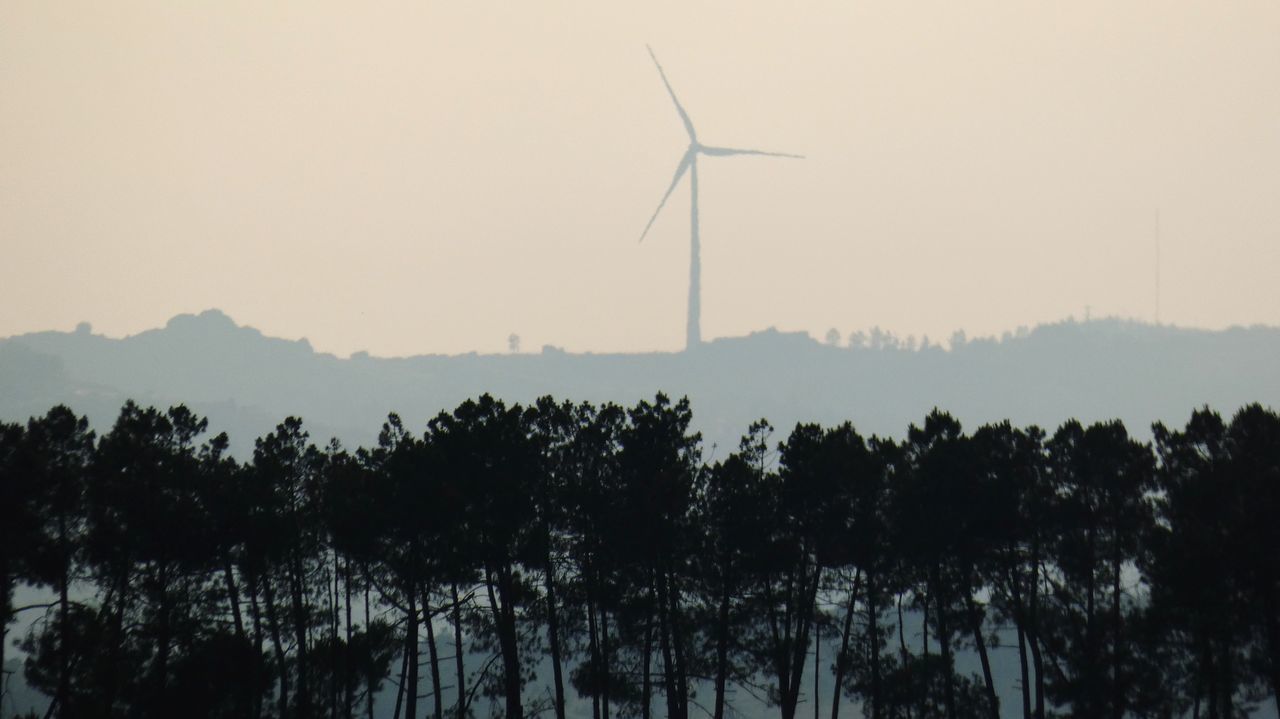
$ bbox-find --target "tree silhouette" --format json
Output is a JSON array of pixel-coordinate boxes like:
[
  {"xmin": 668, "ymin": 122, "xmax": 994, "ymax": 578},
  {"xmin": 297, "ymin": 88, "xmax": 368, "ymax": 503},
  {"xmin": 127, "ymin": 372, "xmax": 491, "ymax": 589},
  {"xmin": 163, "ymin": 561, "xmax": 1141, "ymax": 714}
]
[
  {"xmin": 698, "ymin": 421, "xmax": 770, "ymax": 719},
  {"xmin": 430, "ymin": 395, "xmax": 541, "ymax": 719},
  {"xmin": 970, "ymin": 421, "xmax": 1051, "ymax": 719},
  {"xmin": 5, "ymin": 396, "xmax": 1280, "ymax": 718},
  {"xmin": 1040, "ymin": 419, "xmax": 1153, "ymax": 718},
  {"xmin": 0, "ymin": 419, "xmax": 28, "ymax": 705},
  {"xmin": 1224, "ymin": 405, "xmax": 1280, "ymax": 706},
  {"xmin": 617, "ymin": 394, "xmax": 701, "ymax": 719}
]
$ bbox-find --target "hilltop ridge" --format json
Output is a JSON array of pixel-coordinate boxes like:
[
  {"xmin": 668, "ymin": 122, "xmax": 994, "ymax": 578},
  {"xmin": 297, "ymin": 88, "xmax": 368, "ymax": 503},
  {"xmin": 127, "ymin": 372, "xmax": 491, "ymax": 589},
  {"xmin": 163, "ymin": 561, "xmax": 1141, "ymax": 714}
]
[{"xmin": 2, "ymin": 310, "xmax": 1277, "ymax": 455}]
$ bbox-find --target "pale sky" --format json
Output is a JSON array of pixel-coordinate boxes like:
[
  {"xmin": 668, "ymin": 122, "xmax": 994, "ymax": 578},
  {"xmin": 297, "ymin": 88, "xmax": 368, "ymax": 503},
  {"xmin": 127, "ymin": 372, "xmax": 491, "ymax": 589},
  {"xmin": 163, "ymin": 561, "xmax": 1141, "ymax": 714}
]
[{"xmin": 3, "ymin": 2, "xmax": 1279, "ymax": 356}]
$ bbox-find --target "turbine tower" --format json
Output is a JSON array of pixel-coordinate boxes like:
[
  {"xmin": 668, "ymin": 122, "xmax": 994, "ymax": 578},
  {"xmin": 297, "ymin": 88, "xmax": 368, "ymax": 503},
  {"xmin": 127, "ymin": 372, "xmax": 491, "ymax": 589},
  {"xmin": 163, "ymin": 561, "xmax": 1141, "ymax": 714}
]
[{"xmin": 638, "ymin": 46, "xmax": 802, "ymax": 351}]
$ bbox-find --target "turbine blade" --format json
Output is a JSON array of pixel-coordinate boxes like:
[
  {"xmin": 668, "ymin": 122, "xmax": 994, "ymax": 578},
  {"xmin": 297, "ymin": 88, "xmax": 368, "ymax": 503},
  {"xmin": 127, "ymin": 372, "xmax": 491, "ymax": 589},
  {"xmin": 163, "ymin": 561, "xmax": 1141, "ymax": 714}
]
[
  {"xmin": 647, "ymin": 45, "xmax": 697, "ymax": 142},
  {"xmin": 639, "ymin": 150, "xmax": 694, "ymax": 243},
  {"xmin": 699, "ymin": 145, "xmax": 804, "ymax": 159}
]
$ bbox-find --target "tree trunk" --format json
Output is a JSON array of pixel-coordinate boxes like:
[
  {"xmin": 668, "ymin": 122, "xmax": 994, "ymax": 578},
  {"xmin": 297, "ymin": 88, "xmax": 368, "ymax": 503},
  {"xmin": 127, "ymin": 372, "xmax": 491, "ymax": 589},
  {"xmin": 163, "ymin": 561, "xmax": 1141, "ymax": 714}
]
[
  {"xmin": 667, "ymin": 565, "xmax": 690, "ymax": 719},
  {"xmin": 896, "ymin": 593, "xmax": 907, "ymax": 656},
  {"xmin": 586, "ymin": 595, "xmax": 601, "ymax": 719},
  {"xmin": 426, "ymin": 596, "xmax": 443, "ymax": 719},
  {"xmin": 452, "ymin": 582, "xmax": 466, "ymax": 719},
  {"xmin": 642, "ymin": 604, "xmax": 654, "ymax": 719},
  {"xmin": 1009, "ymin": 565, "xmax": 1031, "ymax": 719},
  {"xmin": 265, "ymin": 578, "xmax": 291, "ymax": 719},
  {"xmin": 544, "ymin": 558, "xmax": 567, "ymax": 719},
  {"xmin": 657, "ymin": 571, "xmax": 679, "ymax": 719},
  {"xmin": 1085, "ymin": 518, "xmax": 1098, "ymax": 717},
  {"xmin": 1206, "ymin": 645, "xmax": 1218, "ymax": 719},
  {"xmin": 1027, "ymin": 626, "xmax": 1046, "ymax": 719},
  {"xmin": 933, "ymin": 574, "xmax": 957, "ymax": 719},
  {"xmin": 0, "ymin": 557, "xmax": 7, "ymax": 712},
  {"xmin": 56, "ymin": 517, "xmax": 74, "ymax": 716},
  {"xmin": 813, "ymin": 610, "xmax": 820, "ymax": 719},
  {"xmin": 1111, "ymin": 538, "xmax": 1124, "ymax": 719},
  {"xmin": 500, "ymin": 573, "xmax": 524, "ymax": 719},
  {"xmin": 785, "ymin": 568, "xmax": 822, "ymax": 719},
  {"xmin": 101, "ymin": 573, "xmax": 130, "ymax": 718},
  {"xmin": 1263, "ymin": 579, "xmax": 1280, "ymax": 718},
  {"xmin": 487, "ymin": 567, "xmax": 523, "ymax": 719},
  {"xmin": 829, "ymin": 571, "xmax": 859, "ymax": 719},
  {"xmin": 713, "ymin": 580, "xmax": 732, "ymax": 719},
  {"xmin": 332, "ymin": 553, "xmax": 340, "ymax": 719},
  {"xmin": 393, "ymin": 631, "xmax": 409, "ymax": 719},
  {"xmin": 1217, "ymin": 638, "xmax": 1230, "ymax": 719},
  {"xmin": 57, "ymin": 559, "xmax": 72, "ymax": 714},
  {"xmin": 1029, "ymin": 546, "xmax": 1046, "ymax": 719},
  {"xmin": 866, "ymin": 573, "xmax": 881, "ymax": 719},
  {"xmin": 1016, "ymin": 624, "xmax": 1031, "ymax": 719},
  {"xmin": 406, "ymin": 584, "xmax": 419, "ymax": 719},
  {"xmin": 224, "ymin": 560, "xmax": 245, "ymax": 641},
  {"xmin": 766, "ymin": 571, "xmax": 791, "ymax": 719},
  {"xmin": 369, "ymin": 579, "xmax": 377, "ymax": 719},
  {"xmin": 921, "ymin": 584, "xmax": 930, "ymax": 658},
  {"xmin": 896, "ymin": 593, "xmax": 913, "ymax": 719},
  {"xmin": 248, "ymin": 572, "xmax": 266, "ymax": 719},
  {"xmin": 965, "ymin": 593, "xmax": 999, "ymax": 719},
  {"xmin": 291, "ymin": 558, "xmax": 313, "ymax": 719},
  {"xmin": 150, "ymin": 569, "xmax": 173, "ymax": 707},
  {"xmin": 345, "ymin": 558, "xmax": 354, "ymax": 719},
  {"xmin": 600, "ymin": 607, "xmax": 612, "ymax": 719}
]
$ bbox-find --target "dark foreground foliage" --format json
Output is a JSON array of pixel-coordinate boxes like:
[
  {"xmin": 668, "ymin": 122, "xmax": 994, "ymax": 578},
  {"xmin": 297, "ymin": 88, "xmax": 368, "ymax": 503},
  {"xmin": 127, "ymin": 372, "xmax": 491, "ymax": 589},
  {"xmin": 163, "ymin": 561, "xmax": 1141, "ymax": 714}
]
[{"xmin": 1, "ymin": 395, "xmax": 1278, "ymax": 719}]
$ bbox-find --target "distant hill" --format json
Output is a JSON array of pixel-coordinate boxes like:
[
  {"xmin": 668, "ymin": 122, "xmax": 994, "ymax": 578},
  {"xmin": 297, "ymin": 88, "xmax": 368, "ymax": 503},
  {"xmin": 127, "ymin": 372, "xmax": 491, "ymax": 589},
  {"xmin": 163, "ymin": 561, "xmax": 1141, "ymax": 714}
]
[
  {"xmin": 2, "ymin": 309, "xmax": 1276, "ymax": 454},
  {"xmin": 4, "ymin": 311, "xmax": 1279, "ymax": 718}
]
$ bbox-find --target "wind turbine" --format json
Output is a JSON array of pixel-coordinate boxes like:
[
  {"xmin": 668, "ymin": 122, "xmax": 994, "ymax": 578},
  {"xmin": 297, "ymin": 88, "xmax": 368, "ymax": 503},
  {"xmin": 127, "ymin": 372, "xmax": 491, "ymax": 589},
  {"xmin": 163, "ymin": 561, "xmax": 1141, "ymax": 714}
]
[{"xmin": 638, "ymin": 46, "xmax": 803, "ymax": 351}]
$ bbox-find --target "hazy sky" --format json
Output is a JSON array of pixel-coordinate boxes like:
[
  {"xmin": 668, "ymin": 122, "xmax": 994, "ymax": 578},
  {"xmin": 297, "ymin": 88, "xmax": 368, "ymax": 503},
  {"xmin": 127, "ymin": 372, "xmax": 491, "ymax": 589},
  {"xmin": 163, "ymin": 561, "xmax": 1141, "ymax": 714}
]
[{"xmin": 3, "ymin": 2, "xmax": 1279, "ymax": 356}]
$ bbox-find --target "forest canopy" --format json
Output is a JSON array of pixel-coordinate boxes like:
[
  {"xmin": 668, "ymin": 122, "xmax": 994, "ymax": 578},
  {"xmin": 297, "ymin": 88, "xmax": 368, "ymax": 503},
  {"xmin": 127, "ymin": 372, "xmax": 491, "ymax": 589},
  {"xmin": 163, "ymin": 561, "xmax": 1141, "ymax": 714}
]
[{"xmin": 1, "ymin": 395, "xmax": 1278, "ymax": 719}]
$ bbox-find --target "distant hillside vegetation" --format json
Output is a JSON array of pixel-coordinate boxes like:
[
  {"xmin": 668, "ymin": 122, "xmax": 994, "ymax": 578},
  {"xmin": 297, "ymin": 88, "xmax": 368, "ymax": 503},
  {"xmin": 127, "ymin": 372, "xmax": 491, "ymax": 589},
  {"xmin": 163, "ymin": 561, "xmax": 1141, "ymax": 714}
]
[{"xmin": 2, "ymin": 309, "xmax": 1277, "ymax": 454}]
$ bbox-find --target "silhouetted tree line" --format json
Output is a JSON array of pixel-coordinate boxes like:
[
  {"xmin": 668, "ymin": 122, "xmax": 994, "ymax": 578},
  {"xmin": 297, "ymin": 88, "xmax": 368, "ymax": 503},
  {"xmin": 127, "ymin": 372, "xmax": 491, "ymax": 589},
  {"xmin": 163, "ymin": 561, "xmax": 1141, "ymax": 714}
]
[{"xmin": 2, "ymin": 395, "xmax": 1279, "ymax": 719}]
